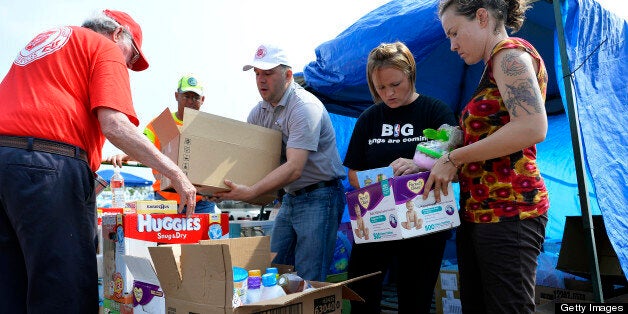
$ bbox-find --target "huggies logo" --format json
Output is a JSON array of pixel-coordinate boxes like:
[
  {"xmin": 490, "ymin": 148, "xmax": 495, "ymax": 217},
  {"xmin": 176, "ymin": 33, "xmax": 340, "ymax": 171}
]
[
  {"xmin": 381, "ymin": 124, "xmax": 413, "ymax": 137},
  {"xmin": 137, "ymin": 214, "xmax": 201, "ymax": 232}
]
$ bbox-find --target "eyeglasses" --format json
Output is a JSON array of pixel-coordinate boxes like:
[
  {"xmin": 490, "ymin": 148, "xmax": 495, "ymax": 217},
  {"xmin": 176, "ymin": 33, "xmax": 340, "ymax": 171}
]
[
  {"xmin": 180, "ymin": 93, "xmax": 201, "ymax": 102},
  {"xmin": 128, "ymin": 41, "xmax": 140, "ymax": 67}
]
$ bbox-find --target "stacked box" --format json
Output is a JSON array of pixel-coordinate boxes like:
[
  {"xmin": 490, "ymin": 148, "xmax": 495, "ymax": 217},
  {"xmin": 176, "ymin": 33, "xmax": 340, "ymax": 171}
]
[
  {"xmin": 345, "ymin": 172, "xmax": 459, "ymax": 244},
  {"xmin": 435, "ymin": 265, "xmax": 461, "ymax": 314},
  {"xmin": 102, "ymin": 213, "xmax": 227, "ymax": 303}
]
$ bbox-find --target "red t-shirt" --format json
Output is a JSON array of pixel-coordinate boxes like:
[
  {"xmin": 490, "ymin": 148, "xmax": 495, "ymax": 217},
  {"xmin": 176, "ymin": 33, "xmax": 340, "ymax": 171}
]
[{"xmin": 0, "ymin": 26, "xmax": 139, "ymax": 170}]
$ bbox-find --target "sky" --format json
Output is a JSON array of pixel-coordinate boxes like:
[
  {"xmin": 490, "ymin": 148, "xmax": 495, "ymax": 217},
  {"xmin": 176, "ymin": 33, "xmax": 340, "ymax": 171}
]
[
  {"xmin": 0, "ymin": 0, "xmax": 390, "ymax": 178},
  {"xmin": 1, "ymin": 0, "xmax": 625, "ymax": 179}
]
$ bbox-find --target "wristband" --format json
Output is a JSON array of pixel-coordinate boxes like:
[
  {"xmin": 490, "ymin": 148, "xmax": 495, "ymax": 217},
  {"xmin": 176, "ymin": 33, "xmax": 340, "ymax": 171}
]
[{"xmin": 443, "ymin": 152, "xmax": 462, "ymax": 169}]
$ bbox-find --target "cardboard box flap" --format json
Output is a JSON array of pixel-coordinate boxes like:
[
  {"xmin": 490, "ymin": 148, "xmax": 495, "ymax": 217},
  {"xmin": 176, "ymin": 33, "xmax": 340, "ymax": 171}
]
[
  {"xmin": 151, "ymin": 108, "xmax": 180, "ymax": 145},
  {"xmin": 182, "ymin": 108, "xmax": 282, "ymax": 152},
  {"xmin": 149, "ymin": 244, "xmax": 231, "ymax": 308},
  {"xmin": 332, "ymin": 272, "xmax": 380, "ymax": 302},
  {"xmin": 199, "ymin": 236, "xmax": 271, "ymax": 270},
  {"xmin": 148, "ymin": 245, "xmax": 181, "ymax": 296},
  {"xmin": 122, "ymin": 255, "xmax": 160, "ymax": 286}
]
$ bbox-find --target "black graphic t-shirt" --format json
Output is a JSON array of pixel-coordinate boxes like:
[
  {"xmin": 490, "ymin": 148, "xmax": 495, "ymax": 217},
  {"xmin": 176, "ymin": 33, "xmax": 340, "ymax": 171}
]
[{"xmin": 343, "ymin": 95, "xmax": 457, "ymax": 171}]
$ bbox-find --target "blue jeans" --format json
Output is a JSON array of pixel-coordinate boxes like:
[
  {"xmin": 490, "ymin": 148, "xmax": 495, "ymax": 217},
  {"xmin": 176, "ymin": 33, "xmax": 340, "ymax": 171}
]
[
  {"xmin": 0, "ymin": 147, "xmax": 98, "ymax": 313},
  {"xmin": 271, "ymin": 183, "xmax": 346, "ymax": 282}
]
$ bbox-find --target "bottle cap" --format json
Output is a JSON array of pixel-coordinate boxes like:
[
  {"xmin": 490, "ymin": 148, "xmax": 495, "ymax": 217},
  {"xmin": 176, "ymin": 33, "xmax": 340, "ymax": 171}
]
[
  {"xmin": 265, "ymin": 267, "xmax": 278, "ymax": 277},
  {"xmin": 232, "ymin": 266, "xmax": 248, "ymax": 282},
  {"xmin": 261, "ymin": 273, "xmax": 277, "ymax": 287},
  {"xmin": 247, "ymin": 275, "xmax": 261, "ymax": 288},
  {"xmin": 248, "ymin": 269, "xmax": 261, "ymax": 277}
]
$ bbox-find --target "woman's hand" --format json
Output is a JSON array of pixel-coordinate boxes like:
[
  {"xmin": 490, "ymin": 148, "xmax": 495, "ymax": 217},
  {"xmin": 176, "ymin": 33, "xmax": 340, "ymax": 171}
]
[
  {"xmin": 422, "ymin": 153, "xmax": 459, "ymax": 202},
  {"xmin": 390, "ymin": 157, "xmax": 422, "ymax": 176}
]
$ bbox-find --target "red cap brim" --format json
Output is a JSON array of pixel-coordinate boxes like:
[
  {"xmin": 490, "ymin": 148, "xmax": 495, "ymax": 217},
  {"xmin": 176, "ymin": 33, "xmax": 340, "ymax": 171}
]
[{"xmin": 130, "ymin": 38, "xmax": 148, "ymax": 72}]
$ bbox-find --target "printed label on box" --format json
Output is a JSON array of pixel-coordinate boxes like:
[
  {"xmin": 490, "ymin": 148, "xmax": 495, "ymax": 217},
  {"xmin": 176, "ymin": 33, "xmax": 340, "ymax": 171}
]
[
  {"xmin": 356, "ymin": 166, "xmax": 394, "ymax": 188},
  {"xmin": 346, "ymin": 179, "xmax": 402, "ymax": 243},
  {"xmin": 345, "ymin": 172, "xmax": 459, "ymax": 244}
]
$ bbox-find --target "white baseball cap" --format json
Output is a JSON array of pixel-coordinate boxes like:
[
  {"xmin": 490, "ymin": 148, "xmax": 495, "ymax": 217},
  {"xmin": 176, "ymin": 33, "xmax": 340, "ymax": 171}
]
[{"xmin": 243, "ymin": 43, "xmax": 291, "ymax": 71}]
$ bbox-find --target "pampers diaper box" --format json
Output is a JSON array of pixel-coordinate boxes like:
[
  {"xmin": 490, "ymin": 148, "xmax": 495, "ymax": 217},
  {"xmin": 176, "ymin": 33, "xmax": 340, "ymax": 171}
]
[{"xmin": 346, "ymin": 172, "xmax": 460, "ymax": 244}]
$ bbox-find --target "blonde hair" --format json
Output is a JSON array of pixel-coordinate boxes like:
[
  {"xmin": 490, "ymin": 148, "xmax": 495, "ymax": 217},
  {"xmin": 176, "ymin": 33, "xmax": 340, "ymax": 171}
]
[{"xmin": 366, "ymin": 41, "xmax": 416, "ymax": 104}]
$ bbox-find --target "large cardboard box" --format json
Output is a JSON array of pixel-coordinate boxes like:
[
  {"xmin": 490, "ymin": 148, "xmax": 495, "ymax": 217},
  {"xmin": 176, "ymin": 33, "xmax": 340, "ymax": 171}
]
[
  {"xmin": 148, "ymin": 236, "xmax": 371, "ymax": 313},
  {"xmin": 153, "ymin": 107, "xmax": 282, "ymax": 205},
  {"xmin": 345, "ymin": 172, "xmax": 460, "ymax": 244},
  {"xmin": 557, "ymin": 215, "xmax": 625, "ymax": 281},
  {"xmin": 534, "ymin": 285, "xmax": 595, "ymax": 305},
  {"xmin": 435, "ymin": 265, "xmax": 461, "ymax": 314},
  {"xmin": 102, "ymin": 213, "xmax": 225, "ymax": 303}
]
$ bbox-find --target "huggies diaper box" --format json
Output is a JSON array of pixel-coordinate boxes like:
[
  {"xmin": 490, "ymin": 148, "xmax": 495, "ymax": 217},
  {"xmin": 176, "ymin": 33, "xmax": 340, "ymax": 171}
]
[
  {"xmin": 346, "ymin": 172, "xmax": 460, "ymax": 244},
  {"xmin": 102, "ymin": 213, "xmax": 229, "ymax": 305}
]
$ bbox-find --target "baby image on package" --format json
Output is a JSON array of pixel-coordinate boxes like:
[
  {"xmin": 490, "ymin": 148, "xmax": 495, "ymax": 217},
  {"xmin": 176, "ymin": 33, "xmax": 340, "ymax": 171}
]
[
  {"xmin": 345, "ymin": 179, "xmax": 402, "ymax": 244},
  {"xmin": 392, "ymin": 172, "xmax": 460, "ymax": 238}
]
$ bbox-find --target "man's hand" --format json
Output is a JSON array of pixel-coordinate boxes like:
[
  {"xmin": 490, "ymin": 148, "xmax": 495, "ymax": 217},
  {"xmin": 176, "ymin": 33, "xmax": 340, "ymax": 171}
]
[
  {"xmin": 213, "ymin": 180, "xmax": 255, "ymax": 202},
  {"xmin": 169, "ymin": 172, "xmax": 197, "ymax": 216},
  {"xmin": 102, "ymin": 153, "xmax": 132, "ymax": 167}
]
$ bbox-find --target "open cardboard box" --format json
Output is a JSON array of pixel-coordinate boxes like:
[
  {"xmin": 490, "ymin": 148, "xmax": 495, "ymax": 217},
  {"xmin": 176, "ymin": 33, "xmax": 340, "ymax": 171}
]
[
  {"xmin": 148, "ymin": 236, "xmax": 374, "ymax": 313},
  {"xmin": 153, "ymin": 107, "xmax": 282, "ymax": 205}
]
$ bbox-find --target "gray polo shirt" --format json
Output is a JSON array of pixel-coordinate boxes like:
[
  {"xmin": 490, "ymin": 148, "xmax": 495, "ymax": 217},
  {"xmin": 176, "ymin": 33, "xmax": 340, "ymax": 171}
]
[{"xmin": 247, "ymin": 81, "xmax": 346, "ymax": 193}]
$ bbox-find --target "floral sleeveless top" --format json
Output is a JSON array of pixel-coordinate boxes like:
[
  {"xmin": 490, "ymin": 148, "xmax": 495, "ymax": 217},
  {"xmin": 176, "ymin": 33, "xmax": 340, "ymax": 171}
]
[{"xmin": 458, "ymin": 37, "xmax": 549, "ymax": 223}]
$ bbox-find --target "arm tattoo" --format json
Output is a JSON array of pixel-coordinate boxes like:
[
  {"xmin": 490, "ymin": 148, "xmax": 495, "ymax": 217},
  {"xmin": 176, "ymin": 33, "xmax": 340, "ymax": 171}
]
[
  {"xmin": 504, "ymin": 78, "xmax": 543, "ymax": 117},
  {"xmin": 501, "ymin": 51, "xmax": 526, "ymax": 76}
]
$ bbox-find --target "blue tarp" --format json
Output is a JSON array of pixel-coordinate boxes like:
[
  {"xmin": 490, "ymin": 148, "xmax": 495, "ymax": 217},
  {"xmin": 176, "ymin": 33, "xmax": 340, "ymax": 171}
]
[
  {"xmin": 298, "ymin": 0, "xmax": 627, "ymax": 278},
  {"xmin": 96, "ymin": 169, "xmax": 153, "ymax": 187}
]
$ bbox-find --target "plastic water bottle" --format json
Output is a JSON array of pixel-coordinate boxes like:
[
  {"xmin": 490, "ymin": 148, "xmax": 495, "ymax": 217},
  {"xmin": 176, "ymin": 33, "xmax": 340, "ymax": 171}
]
[
  {"xmin": 260, "ymin": 273, "xmax": 286, "ymax": 301},
  {"xmin": 246, "ymin": 270, "xmax": 262, "ymax": 304},
  {"xmin": 110, "ymin": 167, "xmax": 126, "ymax": 208}
]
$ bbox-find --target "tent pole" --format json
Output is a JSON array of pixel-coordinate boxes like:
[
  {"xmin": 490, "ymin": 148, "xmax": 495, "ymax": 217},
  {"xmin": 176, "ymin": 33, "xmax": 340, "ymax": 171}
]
[{"xmin": 552, "ymin": 0, "xmax": 604, "ymax": 302}]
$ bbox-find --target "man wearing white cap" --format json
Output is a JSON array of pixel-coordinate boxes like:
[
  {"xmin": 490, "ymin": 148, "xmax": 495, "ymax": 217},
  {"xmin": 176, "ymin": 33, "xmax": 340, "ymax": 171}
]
[
  {"xmin": 0, "ymin": 10, "xmax": 197, "ymax": 313},
  {"xmin": 215, "ymin": 43, "xmax": 346, "ymax": 282},
  {"xmin": 106, "ymin": 74, "xmax": 216, "ymax": 213}
]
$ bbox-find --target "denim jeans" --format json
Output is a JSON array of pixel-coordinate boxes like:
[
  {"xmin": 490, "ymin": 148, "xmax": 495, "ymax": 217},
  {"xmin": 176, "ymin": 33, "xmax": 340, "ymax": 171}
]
[{"xmin": 271, "ymin": 183, "xmax": 346, "ymax": 282}]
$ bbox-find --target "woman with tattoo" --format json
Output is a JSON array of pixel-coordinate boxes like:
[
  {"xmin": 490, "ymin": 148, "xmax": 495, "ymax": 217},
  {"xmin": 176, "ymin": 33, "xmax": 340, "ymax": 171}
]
[{"xmin": 422, "ymin": 0, "xmax": 549, "ymax": 313}]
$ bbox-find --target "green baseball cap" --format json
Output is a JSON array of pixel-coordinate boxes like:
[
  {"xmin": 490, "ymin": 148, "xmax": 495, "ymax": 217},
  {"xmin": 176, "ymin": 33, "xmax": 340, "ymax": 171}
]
[{"xmin": 177, "ymin": 74, "xmax": 204, "ymax": 96}]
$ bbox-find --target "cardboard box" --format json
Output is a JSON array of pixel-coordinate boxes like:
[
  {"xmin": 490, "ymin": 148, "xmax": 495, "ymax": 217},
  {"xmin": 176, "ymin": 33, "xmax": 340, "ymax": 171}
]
[
  {"xmin": 153, "ymin": 107, "xmax": 282, "ymax": 205},
  {"xmin": 131, "ymin": 200, "xmax": 178, "ymax": 214},
  {"xmin": 557, "ymin": 215, "xmax": 625, "ymax": 280},
  {"xmin": 435, "ymin": 265, "xmax": 461, "ymax": 314},
  {"xmin": 148, "ymin": 236, "xmax": 371, "ymax": 313},
  {"xmin": 345, "ymin": 172, "xmax": 460, "ymax": 244},
  {"xmin": 102, "ymin": 213, "xmax": 223, "ymax": 303},
  {"xmin": 355, "ymin": 166, "xmax": 393, "ymax": 188},
  {"xmin": 123, "ymin": 255, "xmax": 165, "ymax": 314},
  {"xmin": 534, "ymin": 285, "xmax": 595, "ymax": 305}
]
